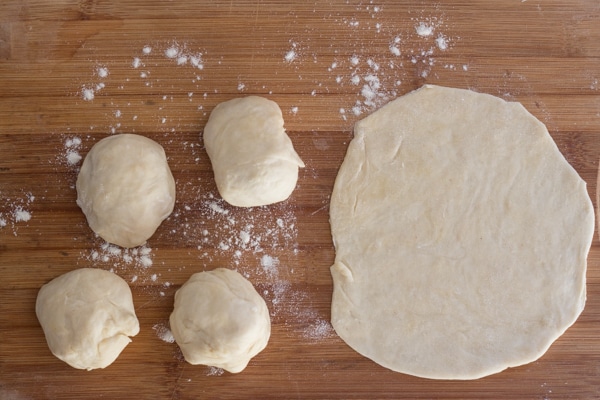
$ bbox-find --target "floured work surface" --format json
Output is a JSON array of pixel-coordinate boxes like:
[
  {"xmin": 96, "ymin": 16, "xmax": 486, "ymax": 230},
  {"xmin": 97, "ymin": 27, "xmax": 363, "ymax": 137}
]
[{"xmin": 1, "ymin": 1, "xmax": 600, "ymax": 399}]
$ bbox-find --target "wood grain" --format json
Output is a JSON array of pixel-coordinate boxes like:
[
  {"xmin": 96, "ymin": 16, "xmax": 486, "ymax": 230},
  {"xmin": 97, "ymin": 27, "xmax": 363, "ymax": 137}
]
[{"xmin": 1, "ymin": 1, "xmax": 600, "ymax": 399}]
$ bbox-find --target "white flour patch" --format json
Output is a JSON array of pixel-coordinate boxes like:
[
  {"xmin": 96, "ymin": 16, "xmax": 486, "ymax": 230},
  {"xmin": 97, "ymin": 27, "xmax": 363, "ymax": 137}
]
[
  {"xmin": 304, "ymin": 318, "xmax": 335, "ymax": 341},
  {"xmin": 13, "ymin": 208, "xmax": 31, "ymax": 222},
  {"xmin": 260, "ymin": 254, "xmax": 280, "ymax": 278},
  {"xmin": 165, "ymin": 46, "xmax": 179, "ymax": 59},
  {"xmin": 435, "ymin": 35, "xmax": 449, "ymax": 50},
  {"xmin": 284, "ymin": 41, "xmax": 298, "ymax": 63},
  {"xmin": 64, "ymin": 136, "xmax": 83, "ymax": 166},
  {"xmin": 81, "ymin": 87, "xmax": 95, "ymax": 101},
  {"xmin": 206, "ymin": 366, "xmax": 225, "ymax": 376},
  {"xmin": 415, "ymin": 22, "xmax": 434, "ymax": 37},
  {"xmin": 152, "ymin": 323, "xmax": 175, "ymax": 343},
  {"xmin": 0, "ymin": 191, "xmax": 35, "ymax": 235},
  {"xmin": 96, "ymin": 66, "xmax": 109, "ymax": 78}
]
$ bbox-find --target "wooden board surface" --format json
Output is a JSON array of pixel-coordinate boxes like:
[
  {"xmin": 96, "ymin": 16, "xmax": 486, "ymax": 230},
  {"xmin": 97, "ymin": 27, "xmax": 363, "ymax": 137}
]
[{"xmin": 1, "ymin": 1, "xmax": 600, "ymax": 398}]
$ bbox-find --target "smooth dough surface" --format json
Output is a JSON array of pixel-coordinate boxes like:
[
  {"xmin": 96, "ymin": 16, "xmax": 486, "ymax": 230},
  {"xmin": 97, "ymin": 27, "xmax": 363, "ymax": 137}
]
[
  {"xmin": 329, "ymin": 84, "xmax": 594, "ymax": 380},
  {"xmin": 35, "ymin": 268, "xmax": 140, "ymax": 370},
  {"xmin": 203, "ymin": 96, "xmax": 304, "ymax": 207},
  {"xmin": 76, "ymin": 133, "xmax": 176, "ymax": 248},
  {"xmin": 169, "ymin": 268, "xmax": 271, "ymax": 373}
]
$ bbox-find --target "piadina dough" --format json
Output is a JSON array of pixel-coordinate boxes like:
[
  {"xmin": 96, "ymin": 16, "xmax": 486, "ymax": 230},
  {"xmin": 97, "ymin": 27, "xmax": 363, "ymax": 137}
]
[
  {"xmin": 76, "ymin": 133, "xmax": 176, "ymax": 248},
  {"xmin": 203, "ymin": 96, "xmax": 305, "ymax": 207},
  {"xmin": 35, "ymin": 268, "xmax": 140, "ymax": 370},
  {"xmin": 169, "ymin": 268, "xmax": 271, "ymax": 373},
  {"xmin": 329, "ymin": 84, "xmax": 594, "ymax": 380}
]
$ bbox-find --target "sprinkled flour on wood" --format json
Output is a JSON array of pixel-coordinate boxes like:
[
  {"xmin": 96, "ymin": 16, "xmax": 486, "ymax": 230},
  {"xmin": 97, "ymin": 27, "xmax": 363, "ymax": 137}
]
[
  {"xmin": 79, "ymin": 241, "xmax": 159, "ymax": 284},
  {"xmin": 64, "ymin": 136, "xmax": 83, "ymax": 166},
  {"xmin": 284, "ymin": 42, "xmax": 298, "ymax": 63},
  {"xmin": 303, "ymin": 318, "xmax": 335, "ymax": 341},
  {"xmin": 0, "ymin": 191, "xmax": 35, "ymax": 236},
  {"xmin": 153, "ymin": 323, "xmax": 175, "ymax": 343},
  {"xmin": 206, "ymin": 366, "xmax": 225, "ymax": 376}
]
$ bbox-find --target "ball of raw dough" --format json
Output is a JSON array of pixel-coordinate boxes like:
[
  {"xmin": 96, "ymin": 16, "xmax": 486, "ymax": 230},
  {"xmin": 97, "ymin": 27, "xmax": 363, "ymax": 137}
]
[
  {"xmin": 203, "ymin": 96, "xmax": 305, "ymax": 207},
  {"xmin": 35, "ymin": 268, "xmax": 140, "ymax": 370},
  {"xmin": 169, "ymin": 268, "xmax": 271, "ymax": 373},
  {"xmin": 76, "ymin": 134, "xmax": 176, "ymax": 248}
]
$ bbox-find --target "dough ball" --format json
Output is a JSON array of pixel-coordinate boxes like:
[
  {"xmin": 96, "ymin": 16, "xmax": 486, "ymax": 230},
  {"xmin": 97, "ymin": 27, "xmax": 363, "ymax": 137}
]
[
  {"xmin": 330, "ymin": 84, "xmax": 594, "ymax": 379},
  {"xmin": 203, "ymin": 96, "xmax": 305, "ymax": 207},
  {"xmin": 35, "ymin": 268, "xmax": 140, "ymax": 370},
  {"xmin": 76, "ymin": 134, "xmax": 176, "ymax": 248},
  {"xmin": 169, "ymin": 268, "xmax": 271, "ymax": 373}
]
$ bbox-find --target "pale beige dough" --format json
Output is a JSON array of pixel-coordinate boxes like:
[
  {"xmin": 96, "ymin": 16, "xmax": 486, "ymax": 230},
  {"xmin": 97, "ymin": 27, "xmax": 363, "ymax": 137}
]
[
  {"xmin": 203, "ymin": 96, "xmax": 304, "ymax": 207},
  {"xmin": 36, "ymin": 268, "xmax": 140, "ymax": 370},
  {"xmin": 169, "ymin": 268, "xmax": 271, "ymax": 373},
  {"xmin": 329, "ymin": 85, "xmax": 594, "ymax": 379},
  {"xmin": 76, "ymin": 134, "xmax": 176, "ymax": 248}
]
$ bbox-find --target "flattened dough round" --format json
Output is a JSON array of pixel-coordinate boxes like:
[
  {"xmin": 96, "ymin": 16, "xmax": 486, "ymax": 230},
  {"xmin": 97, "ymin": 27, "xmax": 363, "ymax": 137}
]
[
  {"xmin": 169, "ymin": 268, "xmax": 271, "ymax": 373},
  {"xmin": 36, "ymin": 268, "xmax": 140, "ymax": 370},
  {"xmin": 76, "ymin": 134, "xmax": 176, "ymax": 248},
  {"xmin": 329, "ymin": 85, "xmax": 594, "ymax": 380},
  {"xmin": 203, "ymin": 96, "xmax": 305, "ymax": 207}
]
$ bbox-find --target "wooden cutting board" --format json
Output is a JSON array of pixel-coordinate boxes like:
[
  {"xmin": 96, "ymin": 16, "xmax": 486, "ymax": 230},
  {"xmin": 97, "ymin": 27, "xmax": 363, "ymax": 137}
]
[{"xmin": 1, "ymin": 1, "xmax": 600, "ymax": 398}]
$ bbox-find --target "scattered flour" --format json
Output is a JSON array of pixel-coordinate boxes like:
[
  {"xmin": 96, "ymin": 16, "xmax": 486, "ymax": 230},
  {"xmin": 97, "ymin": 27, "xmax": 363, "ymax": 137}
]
[
  {"xmin": 320, "ymin": 10, "xmax": 457, "ymax": 119},
  {"xmin": 81, "ymin": 87, "xmax": 95, "ymax": 101},
  {"xmin": 163, "ymin": 44, "xmax": 204, "ymax": 69},
  {"xmin": 206, "ymin": 366, "xmax": 225, "ymax": 376},
  {"xmin": 13, "ymin": 208, "xmax": 31, "ymax": 222},
  {"xmin": 415, "ymin": 22, "xmax": 434, "ymax": 37},
  {"xmin": 0, "ymin": 191, "xmax": 35, "ymax": 235},
  {"xmin": 80, "ymin": 241, "xmax": 157, "ymax": 283},
  {"xmin": 96, "ymin": 66, "xmax": 109, "ymax": 78},
  {"xmin": 304, "ymin": 318, "xmax": 335, "ymax": 341},
  {"xmin": 284, "ymin": 42, "xmax": 298, "ymax": 62},
  {"xmin": 64, "ymin": 136, "xmax": 83, "ymax": 166},
  {"xmin": 165, "ymin": 46, "xmax": 179, "ymax": 59},
  {"xmin": 153, "ymin": 323, "xmax": 175, "ymax": 343},
  {"xmin": 260, "ymin": 254, "xmax": 280, "ymax": 278},
  {"xmin": 436, "ymin": 35, "xmax": 449, "ymax": 50}
]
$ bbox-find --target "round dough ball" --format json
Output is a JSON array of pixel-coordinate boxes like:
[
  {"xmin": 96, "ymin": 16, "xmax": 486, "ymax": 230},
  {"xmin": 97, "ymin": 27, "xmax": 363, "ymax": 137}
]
[
  {"xmin": 76, "ymin": 133, "xmax": 176, "ymax": 248},
  {"xmin": 35, "ymin": 268, "xmax": 140, "ymax": 370},
  {"xmin": 169, "ymin": 268, "xmax": 271, "ymax": 373},
  {"xmin": 203, "ymin": 96, "xmax": 305, "ymax": 207}
]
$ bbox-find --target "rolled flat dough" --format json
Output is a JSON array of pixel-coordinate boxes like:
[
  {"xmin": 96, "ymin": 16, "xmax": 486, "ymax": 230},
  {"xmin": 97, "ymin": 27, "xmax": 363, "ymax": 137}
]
[{"xmin": 329, "ymin": 85, "xmax": 594, "ymax": 379}]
